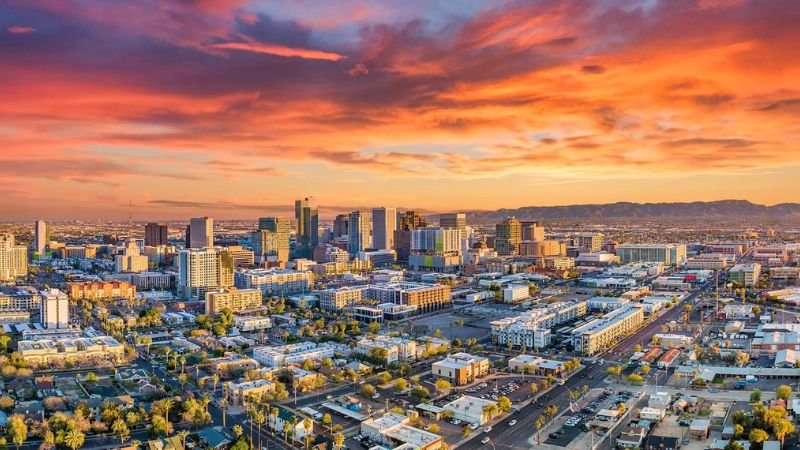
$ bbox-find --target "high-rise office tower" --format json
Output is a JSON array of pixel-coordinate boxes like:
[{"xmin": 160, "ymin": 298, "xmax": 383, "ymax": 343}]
[
  {"xmin": 521, "ymin": 221, "xmax": 545, "ymax": 242},
  {"xmin": 295, "ymin": 197, "xmax": 319, "ymax": 258},
  {"xmin": 188, "ymin": 217, "xmax": 214, "ymax": 248},
  {"xmin": 394, "ymin": 210, "xmax": 427, "ymax": 262},
  {"xmin": 34, "ymin": 220, "xmax": 49, "ymax": 256},
  {"xmin": 177, "ymin": 247, "xmax": 234, "ymax": 299},
  {"xmin": 439, "ymin": 213, "xmax": 467, "ymax": 232},
  {"xmin": 348, "ymin": 210, "xmax": 372, "ymax": 255},
  {"xmin": 495, "ymin": 217, "xmax": 522, "ymax": 256},
  {"xmin": 144, "ymin": 223, "xmax": 169, "ymax": 246},
  {"xmin": 372, "ymin": 207, "xmax": 397, "ymax": 250},
  {"xmin": 333, "ymin": 214, "xmax": 349, "ymax": 239},
  {"xmin": 398, "ymin": 210, "xmax": 426, "ymax": 230},
  {"xmin": 256, "ymin": 217, "xmax": 291, "ymax": 264},
  {"xmin": 41, "ymin": 289, "xmax": 69, "ymax": 329},
  {"xmin": 0, "ymin": 233, "xmax": 28, "ymax": 282}
]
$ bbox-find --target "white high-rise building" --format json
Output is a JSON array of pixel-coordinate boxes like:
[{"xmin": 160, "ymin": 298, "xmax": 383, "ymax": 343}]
[
  {"xmin": 41, "ymin": 289, "xmax": 69, "ymax": 329},
  {"xmin": 348, "ymin": 210, "xmax": 372, "ymax": 255},
  {"xmin": 177, "ymin": 247, "xmax": 233, "ymax": 299},
  {"xmin": 0, "ymin": 233, "xmax": 28, "ymax": 282},
  {"xmin": 372, "ymin": 207, "xmax": 397, "ymax": 250},
  {"xmin": 34, "ymin": 220, "xmax": 49, "ymax": 256},
  {"xmin": 189, "ymin": 217, "xmax": 214, "ymax": 248}
]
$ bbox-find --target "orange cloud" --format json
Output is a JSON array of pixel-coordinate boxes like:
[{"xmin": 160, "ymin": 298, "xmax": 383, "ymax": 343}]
[{"xmin": 211, "ymin": 41, "xmax": 345, "ymax": 61}]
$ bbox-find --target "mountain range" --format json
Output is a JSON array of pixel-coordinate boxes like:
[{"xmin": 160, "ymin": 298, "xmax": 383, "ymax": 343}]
[{"xmin": 464, "ymin": 200, "xmax": 800, "ymax": 222}]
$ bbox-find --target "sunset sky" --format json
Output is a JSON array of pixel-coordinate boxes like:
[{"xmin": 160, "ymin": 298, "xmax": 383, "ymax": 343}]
[{"xmin": 2, "ymin": 0, "xmax": 799, "ymax": 220}]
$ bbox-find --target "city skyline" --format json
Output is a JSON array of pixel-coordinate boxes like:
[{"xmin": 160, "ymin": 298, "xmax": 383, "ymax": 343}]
[{"xmin": 2, "ymin": 0, "xmax": 800, "ymax": 219}]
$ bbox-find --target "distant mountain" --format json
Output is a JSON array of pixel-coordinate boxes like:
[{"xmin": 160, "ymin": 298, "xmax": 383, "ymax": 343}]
[{"xmin": 465, "ymin": 200, "xmax": 800, "ymax": 222}]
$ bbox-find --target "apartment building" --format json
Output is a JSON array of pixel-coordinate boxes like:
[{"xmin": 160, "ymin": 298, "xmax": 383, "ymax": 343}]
[
  {"xmin": 356, "ymin": 336, "xmax": 417, "ymax": 364},
  {"xmin": 233, "ymin": 315, "xmax": 272, "ymax": 331},
  {"xmin": 616, "ymin": 244, "xmax": 687, "ymax": 266},
  {"xmin": 319, "ymin": 286, "xmax": 367, "ymax": 312},
  {"xmin": 253, "ymin": 342, "xmax": 349, "ymax": 367},
  {"xmin": 205, "ymin": 288, "xmax": 263, "ymax": 315},
  {"xmin": 228, "ymin": 379, "xmax": 275, "ymax": 406},
  {"xmin": 685, "ymin": 255, "xmax": 728, "ymax": 271},
  {"xmin": 233, "ymin": 268, "xmax": 313, "ymax": 297},
  {"xmin": 0, "ymin": 233, "xmax": 28, "ymax": 282},
  {"xmin": 0, "ymin": 287, "xmax": 42, "ymax": 311},
  {"xmin": 572, "ymin": 305, "xmax": 645, "ymax": 356},
  {"xmin": 67, "ymin": 281, "xmax": 136, "ymax": 301},
  {"xmin": 41, "ymin": 289, "xmax": 69, "ymax": 329},
  {"xmin": 366, "ymin": 282, "xmax": 451, "ymax": 314},
  {"xmin": 432, "ymin": 352, "xmax": 490, "ymax": 386},
  {"xmin": 518, "ymin": 240, "xmax": 566, "ymax": 257},
  {"xmin": 18, "ymin": 336, "xmax": 124, "ymax": 364},
  {"xmin": 490, "ymin": 301, "xmax": 587, "ymax": 348},
  {"xmin": 177, "ymin": 247, "xmax": 234, "ymax": 300},
  {"xmin": 729, "ymin": 263, "xmax": 762, "ymax": 287}
]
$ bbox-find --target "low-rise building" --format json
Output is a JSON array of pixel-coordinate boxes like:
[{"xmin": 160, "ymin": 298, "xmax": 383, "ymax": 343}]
[
  {"xmin": 490, "ymin": 301, "xmax": 587, "ymax": 349},
  {"xmin": 507, "ymin": 355, "xmax": 565, "ymax": 376},
  {"xmin": 253, "ymin": 342, "xmax": 349, "ymax": 367},
  {"xmin": 18, "ymin": 335, "xmax": 124, "ymax": 364},
  {"xmin": 442, "ymin": 396, "xmax": 497, "ymax": 425},
  {"xmin": 361, "ymin": 412, "xmax": 443, "ymax": 450},
  {"xmin": 356, "ymin": 336, "xmax": 417, "ymax": 364},
  {"xmin": 233, "ymin": 315, "xmax": 272, "ymax": 331},
  {"xmin": 729, "ymin": 263, "xmax": 761, "ymax": 287},
  {"xmin": 572, "ymin": 305, "xmax": 645, "ymax": 356},
  {"xmin": 67, "ymin": 281, "xmax": 137, "ymax": 301},
  {"xmin": 233, "ymin": 268, "xmax": 313, "ymax": 297},
  {"xmin": 206, "ymin": 353, "xmax": 259, "ymax": 374},
  {"xmin": 502, "ymin": 283, "xmax": 529, "ymax": 302},
  {"xmin": 228, "ymin": 379, "xmax": 275, "ymax": 406},
  {"xmin": 205, "ymin": 288, "xmax": 263, "ymax": 315},
  {"xmin": 432, "ymin": 352, "xmax": 489, "ymax": 386},
  {"xmin": 319, "ymin": 286, "xmax": 367, "ymax": 312}
]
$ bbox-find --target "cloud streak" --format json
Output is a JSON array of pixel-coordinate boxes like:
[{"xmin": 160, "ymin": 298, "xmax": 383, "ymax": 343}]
[{"xmin": 211, "ymin": 41, "xmax": 345, "ymax": 61}]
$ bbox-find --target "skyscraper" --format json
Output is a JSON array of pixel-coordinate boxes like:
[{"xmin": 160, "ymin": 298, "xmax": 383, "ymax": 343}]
[
  {"xmin": 333, "ymin": 214, "xmax": 349, "ymax": 239},
  {"xmin": 372, "ymin": 207, "xmax": 397, "ymax": 250},
  {"xmin": 295, "ymin": 197, "xmax": 319, "ymax": 258},
  {"xmin": 521, "ymin": 221, "xmax": 545, "ymax": 242},
  {"xmin": 144, "ymin": 222, "xmax": 169, "ymax": 246},
  {"xmin": 189, "ymin": 217, "xmax": 214, "ymax": 248},
  {"xmin": 41, "ymin": 289, "xmax": 69, "ymax": 329},
  {"xmin": 348, "ymin": 210, "xmax": 372, "ymax": 255},
  {"xmin": 0, "ymin": 233, "xmax": 28, "ymax": 282},
  {"xmin": 394, "ymin": 210, "xmax": 427, "ymax": 262},
  {"xmin": 439, "ymin": 213, "xmax": 467, "ymax": 233},
  {"xmin": 254, "ymin": 217, "xmax": 291, "ymax": 265},
  {"xmin": 34, "ymin": 220, "xmax": 49, "ymax": 256},
  {"xmin": 495, "ymin": 217, "xmax": 522, "ymax": 256}
]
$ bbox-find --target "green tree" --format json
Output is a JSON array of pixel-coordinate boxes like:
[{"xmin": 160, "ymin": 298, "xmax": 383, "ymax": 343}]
[
  {"xmin": 773, "ymin": 419, "xmax": 795, "ymax": 448},
  {"xmin": 64, "ymin": 430, "xmax": 85, "ymax": 450},
  {"xmin": 497, "ymin": 396, "xmax": 512, "ymax": 413},
  {"xmin": 640, "ymin": 365, "xmax": 651, "ymax": 376},
  {"xmin": 776, "ymin": 385, "xmax": 792, "ymax": 401},
  {"xmin": 725, "ymin": 441, "xmax": 745, "ymax": 450},
  {"xmin": 85, "ymin": 372, "xmax": 98, "ymax": 383},
  {"xmin": 360, "ymin": 384, "xmax": 376, "ymax": 398},
  {"xmin": 112, "ymin": 418, "xmax": 130, "ymax": 444},
  {"xmin": 322, "ymin": 413, "xmax": 333, "ymax": 433},
  {"xmin": 333, "ymin": 433, "xmax": 345, "ymax": 450},
  {"xmin": 751, "ymin": 390, "xmax": 762, "ymax": 403},
  {"xmin": 394, "ymin": 378, "xmax": 408, "ymax": 392},
  {"xmin": 7, "ymin": 414, "xmax": 27, "ymax": 450},
  {"xmin": 749, "ymin": 428, "xmax": 769, "ymax": 445},
  {"xmin": 434, "ymin": 379, "xmax": 451, "ymax": 396}
]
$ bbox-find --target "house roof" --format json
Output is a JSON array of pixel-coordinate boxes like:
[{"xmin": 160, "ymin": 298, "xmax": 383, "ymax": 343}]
[{"xmin": 198, "ymin": 426, "xmax": 233, "ymax": 448}]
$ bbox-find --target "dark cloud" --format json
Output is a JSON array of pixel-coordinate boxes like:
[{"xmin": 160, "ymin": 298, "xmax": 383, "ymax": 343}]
[{"xmin": 581, "ymin": 64, "xmax": 605, "ymax": 74}]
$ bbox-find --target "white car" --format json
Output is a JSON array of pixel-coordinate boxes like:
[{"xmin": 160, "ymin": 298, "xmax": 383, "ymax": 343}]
[
  {"xmin": 484, "ymin": 427, "xmax": 492, "ymax": 433},
  {"xmin": 508, "ymin": 420, "xmax": 518, "ymax": 426},
  {"xmin": 481, "ymin": 437, "xmax": 491, "ymax": 444},
  {"xmin": 470, "ymin": 423, "xmax": 480, "ymax": 430}
]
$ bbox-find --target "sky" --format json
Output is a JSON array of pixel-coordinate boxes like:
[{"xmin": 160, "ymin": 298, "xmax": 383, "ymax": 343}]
[{"xmin": 1, "ymin": 0, "xmax": 799, "ymax": 220}]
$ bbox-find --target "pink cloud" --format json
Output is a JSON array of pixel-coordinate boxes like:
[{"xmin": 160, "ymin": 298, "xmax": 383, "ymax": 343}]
[
  {"xmin": 7, "ymin": 26, "xmax": 36, "ymax": 34},
  {"xmin": 211, "ymin": 41, "xmax": 345, "ymax": 61}
]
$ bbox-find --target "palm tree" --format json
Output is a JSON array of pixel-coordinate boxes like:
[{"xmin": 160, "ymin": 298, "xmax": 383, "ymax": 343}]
[
  {"xmin": 65, "ymin": 430, "xmax": 85, "ymax": 450},
  {"xmin": 256, "ymin": 412, "xmax": 266, "ymax": 450},
  {"xmin": 178, "ymin": 430, "xmax": 189, "ymax": 450},
  {"xmin": 162, "ymin": 398, "xmax": 174, "ymax": 424},
  {"xmin": 247, "ymin": 407, "xmax": 256, "ymax": 445},
  {"xmin": 333, "ymin": 433, "xmax": 345, "ymax": 450},
  {"xmin": 283, "ymin": 422, "xmax": 291, "ymax": 444},
  {"xmin": 212, "ymin": 374, "xmax": 220, "ymax": 399},
  {"xmin": 180, "ymin": 356, "xmax": 186, "ymax": 374},
  {"xmin": 291, "ymin": 416, "xmax": 299, "ymax": 449},
  {"xmin": 220, "ymin": 398, "xmax": 229, "ymax": 427},
  {"xmin": 270, "ymin": 408, "xmax": 279, "ymax": 436},
  {"xmin": 232, "ymin": 425, "xmax": 243, "ymax": 439},
  {"xmin": 131, "ymin": 440, "xmax": 142, "ymax": 450},
  {"xmin": 303, "ymin": 418, "xmax": 313, "ymax": 450}
]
